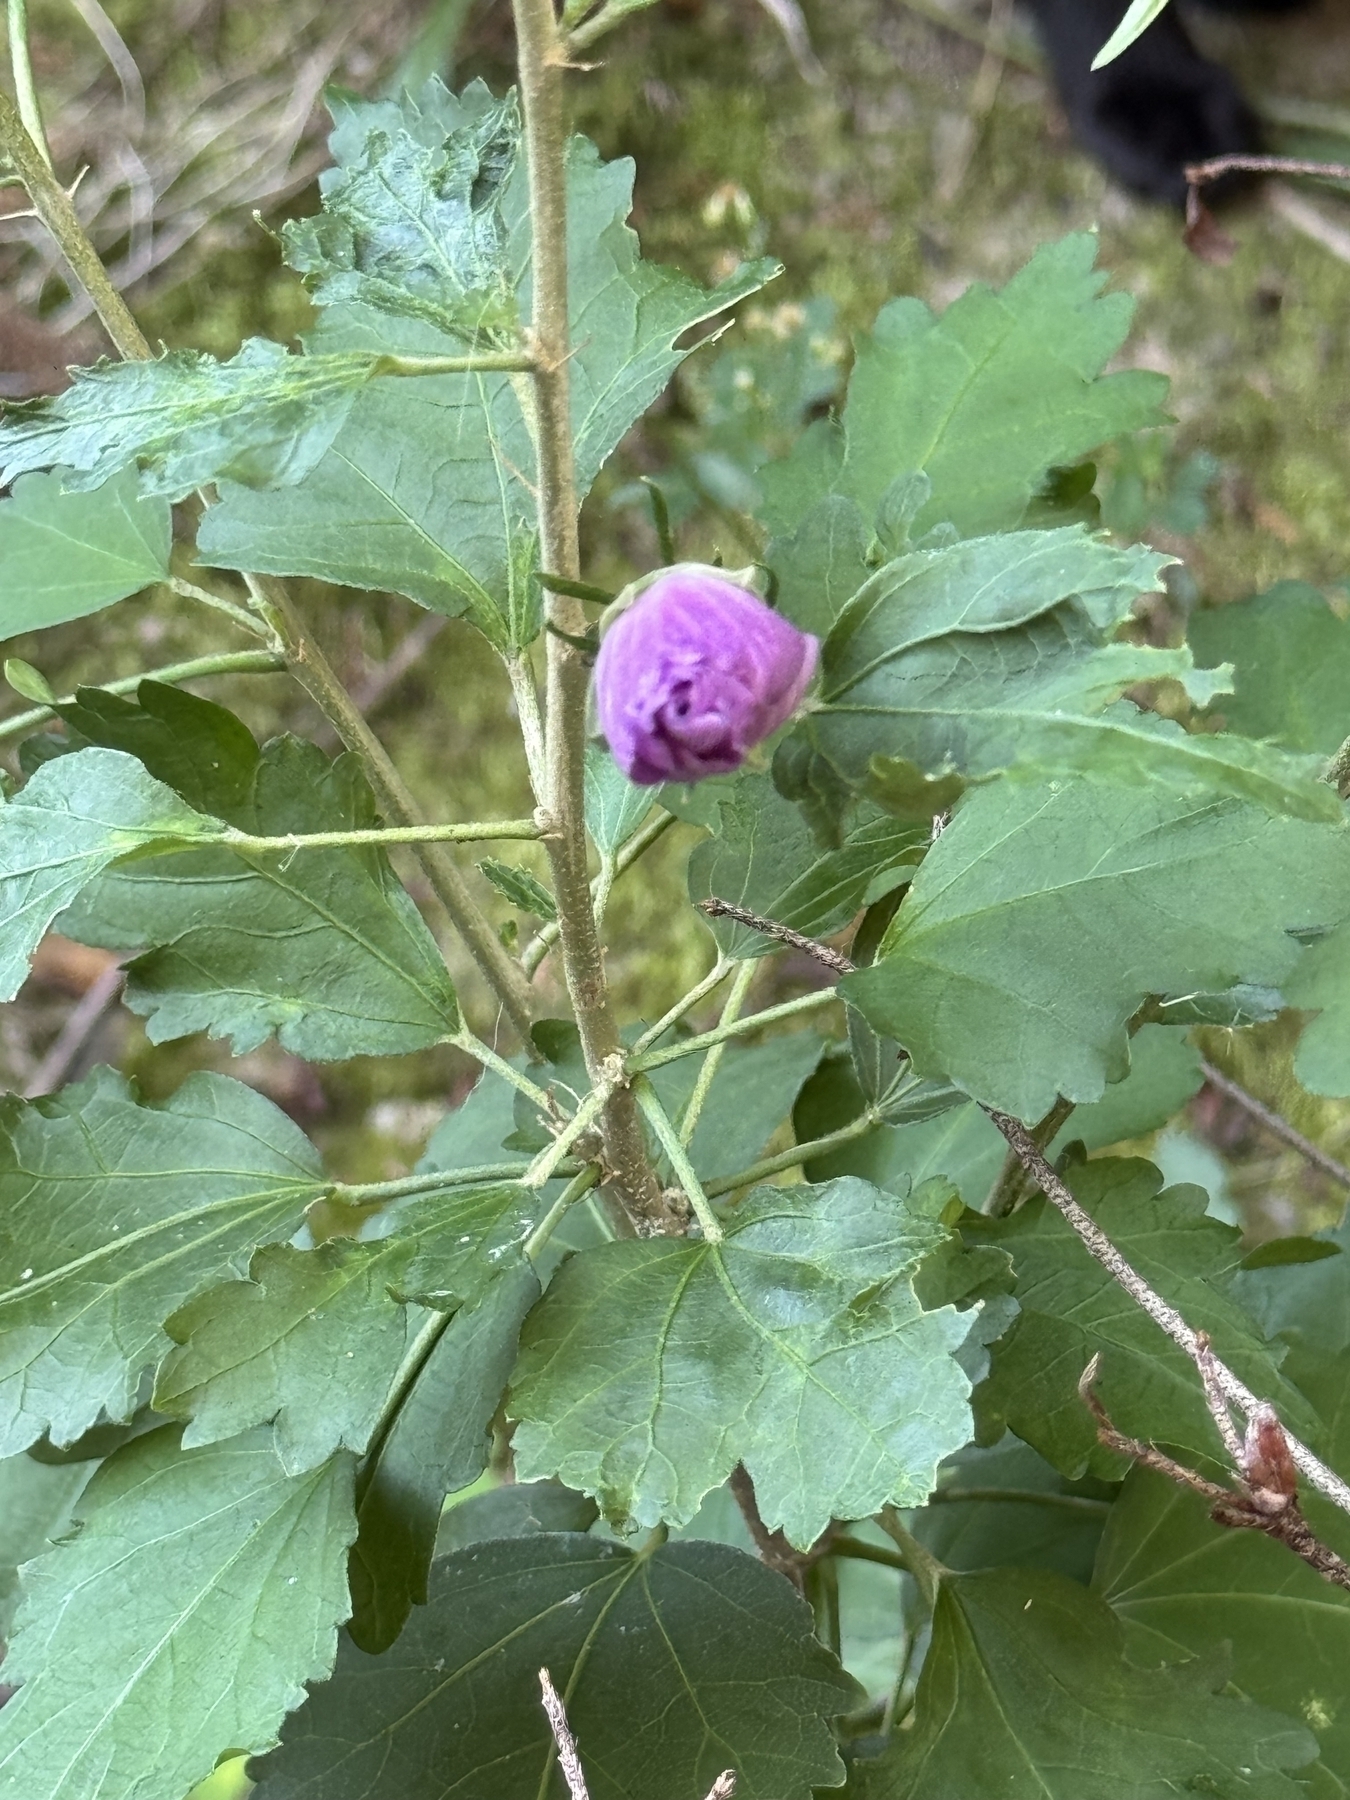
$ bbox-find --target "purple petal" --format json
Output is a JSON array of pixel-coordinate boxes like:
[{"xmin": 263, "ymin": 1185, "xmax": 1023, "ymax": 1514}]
[{"xmin": 595, "ymin": 568, "xmax": 818, "ymax": 785}]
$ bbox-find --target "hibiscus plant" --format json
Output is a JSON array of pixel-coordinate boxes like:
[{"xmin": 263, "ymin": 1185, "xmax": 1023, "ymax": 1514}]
[{"xmin": 3, "ymin": 2, "xmax": 1350, "ymax": 1797}]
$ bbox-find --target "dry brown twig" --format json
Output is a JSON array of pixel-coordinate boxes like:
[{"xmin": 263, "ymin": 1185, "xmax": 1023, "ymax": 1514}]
[
  {"xmin": 538, "ymin": 1668, "xmax": 736, "ymax": 1800},
  {"xmin": 1079, "ymin": 1349, "xmax": 1350, "ymax": 1590},
  {"xmin": 1182, "ymin": 154, "xmax": 1350, "ymax": 265},
  {"xmin": 1198, "ymin": 1057, "xmax": 1350, "ymax": 1193}
]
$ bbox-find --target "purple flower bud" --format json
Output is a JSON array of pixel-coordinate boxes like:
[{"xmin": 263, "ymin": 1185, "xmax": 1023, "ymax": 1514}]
[{"xmin": 594, "ymin": 566, "xmax": 818, "ymax": 785}]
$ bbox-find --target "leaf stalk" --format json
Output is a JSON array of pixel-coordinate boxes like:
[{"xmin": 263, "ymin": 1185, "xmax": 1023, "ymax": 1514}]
[
  {"xmin": 244, "ymin": 571, "xmax": 539, "ymax": 1041},
  {"xmin": 632, "ymin": 1073, "xmax": 723, "ymax": 1242},
  {"xmin": 214, "ymin": 819, "xmax": 542, "ymax": 856},
  {"xmin": 0, "ymin": 649, "xmax": 286, "ymax": 742},
  {"xmin": 627, "ymin": 987, "xmax": 838, "ymax": 1073}
]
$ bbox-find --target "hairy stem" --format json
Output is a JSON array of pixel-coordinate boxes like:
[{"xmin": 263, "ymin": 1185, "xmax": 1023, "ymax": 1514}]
[
  {"xmin": 633, "ymin": 1074, "xmax": 722, "ymax": 1241},
  {"xmin": 627, "ymin": 987, "xmax": 839, "ymax": 1073},
  {"xmin": 523, "ymin": 1162, "xmax": 602, "ymax": 1260},
  {"xmin": 512, "ymin": 0, "xmax": 663, "ymax": 1223},
  {"xmin": 983, "ymin": 1093, "xmax": 1075, "ymax": 1218},
  {"xmin": 0, "ymin": 87, "xmax": 148, "ymax": 358},
  {"xmin": 827, "ymin": 1536, "xmax": 913, "ymax": 1575},
  {"xmin": 522, "ymin": 1077, "xmax": 615, "ymax": 1190},
  {"xmin": 988, "ymin": 1108, "xmax": 1350, "ymax": 1517},
  {"xmin": 877, "ymin": 1507, "xmax": 945, "ymax": 1611},
  {"xmin": 335, "ymin": 1162, "xmax": 547, "ymax": 1205},
  {"xmin": 630, "ymin": 957, "xmax": 733, "ymax": 1057},
  {"xmin": 0, "ymin": 649, "xmax": 286, "ymax": 742},
  {"xmin": 453, "ymin": 1027, "xmax": 555, "ymax": 1111},
  {"xmin": 702, "ymin": 1107, "xmax": 880, "ymax": 1198},
  {"xmin": 504, "ymin": 653, "xmax": 548, "ymax": 798},
  {"xmin": 168, "ymin": 577, "xmax": 279, "ymax": 642},
  {"xmin": 246, "ymin": 572, "xmax": 538, "ymax": 1041},
  {"xmin": 372, "ymin": 350, "xmax": 537, "ymax": 376}
]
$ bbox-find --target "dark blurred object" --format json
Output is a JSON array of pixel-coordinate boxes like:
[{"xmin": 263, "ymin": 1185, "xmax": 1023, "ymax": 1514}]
[{"xmin": 1024, "ymin": 0, "xmax": 1308, "ymax": 206}]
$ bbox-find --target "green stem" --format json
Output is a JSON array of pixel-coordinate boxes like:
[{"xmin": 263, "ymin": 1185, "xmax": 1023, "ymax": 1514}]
[
  {"xmin": 213, "ymin": 819, "xmax": 541, "ymax": 856},
  {"xmin": 633, "ymin": 1074, "xmax": 723, "ymax": 1243},
  {"xmin": 246, "ymin": 571, "xmax": 538, "ymax": 1042},
  {"xmin": 0, "ymin": 87, "xmax": 149, "ymax": 359},
  {"xmin": 169, "ymin": 577, "xmax": 278, "ymax": 642},
  {"xmin": 522, "ymin": 1080, "xmax": 619, "ymax": 1195},
  {"xmin": 522, "ymin": 1078, "xmax": 614, "ymax": 1189},
  {"xmin": 361, "ymin": 1307, "xmax": 454, "ymax": 1481},
  {"xmin": 6, "ymin": 0, "xmax": 49, "ymax": 165},
  {"xmin": 513, "ymin": 0, "xmax": 664, "ymax": 1225},
  {"xmin": 523, "ymin": 1162, "xmax": 602, "ymax": 1261},
  {"xmin": 703, "ymin": 1108, "xmax": 879, "ymax": 1198},
  {"xmin": 0, "ymin": 649, "xmax": 286, "ymax": 742},
  {"xmin": 453, "ymin": 1028, "xmax": 555, "ymax": 1113},
  {"xmin": 335, "ymin": 1161, "xmax": 543, "ymax": 1205},
  {"xmin": 630, "ymin": 957, "xmax": 733, "ymax": 1057},
  {"xmin": 984, "ymin": 1093, "xmax": 1075, "ymax": 1218},
  {"xmin": 877, "ymin": 1507, "xmax": 946, "ymax": 1613},
  {"xmin": 520, "ymin": 810, "xmax": 674, "ymax": 979},
  {"xmin": 805, "ymin": 1554, "xmax": 841, "ymax": 1661},
  {"xmin": 372, "ymin": 351, "xmax": 537, "ymax": 376},
  {"xmin": 504, "ymin": 653, "xmax": 548, "ymax": 799},
  {"xmin": 628, "ymin": 987, "xmax": 839, "ymax": 1073},
  {"xmin": 828, "ymin": 1536, "xmax": 914, "ymax": 1575},
  {"xmin": 679, "ymin": 959, "xmax": 756, "ymax": 1147}
]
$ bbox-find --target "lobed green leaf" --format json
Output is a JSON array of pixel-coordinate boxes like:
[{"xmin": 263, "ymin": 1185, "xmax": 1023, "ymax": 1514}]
[
  {"xmin": 759, "ymin": 233, "xmax": 1168, "ymax": 545},
  {"xmin": 844, "ymin": 773, "xmax": 1350, "ymax": 1118},
  {"xmin": 510, "ymin": 1176, "xmax": 974, "ymax": 1546},
  {"xmin": 154, "ymin": 1239, "xmax": 424, "ymax": 1474},
  {"xmin": 0, "ymin": 1428, "xmax": 356, "ymax": 1800},
  {"xmin": 256, "ymin": 1534, "xmax": 859, "ymax": 1800},
  {"xmin": 347, "ymin": 1263, "xmax": 539, "ymax": 1653},
  {"xmin": 0, "ymin": 743, "xmax": 214, "ymax": 1002},
  {"xmin": 854, "ymin": 1565, "xmax": 1315, "ymax": 1798},
  {"xmin": 54, "ymin": 683, "xmax": 460, "ymax": 1059},
  {"xmin": 0, "ymin": 1066, "xmax": 326, "ymax": 1456},
  {"xmin": 688, "ymin": 771, "xmax": 925, "ymax": 959},
  {"xmin": 958, "ymin": 1157, "xmax": 1311, "ymax": 1478},
  {"xmin": 1095, "ymin": 1340, "xmax": 1350, "ymax": 1788},
  {"xmin": 1189, "ymin": 582, "xmax": 1350, "ymax": 756},
  {"xmin": 199, "ymin": 81, "xmax": 775, "ymax": 632},
  {"xmin": 0, "ymin": 1451, "xmax": 89, "ymax": 1639},
  {"xmin": 283, "ymin": 92, "xmax": 520, "ymax": 336}
]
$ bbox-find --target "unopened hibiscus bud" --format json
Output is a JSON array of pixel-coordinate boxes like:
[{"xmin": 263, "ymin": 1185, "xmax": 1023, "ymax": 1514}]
[{"xmin": 594, "ymin": 564, "xmax": 818, "ymax": 785}]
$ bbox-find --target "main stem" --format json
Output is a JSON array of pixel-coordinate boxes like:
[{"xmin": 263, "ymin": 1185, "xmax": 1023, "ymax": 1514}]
[{"xmin": 512, "ymin": 0, "xmax": 663, "ymax": 1225}]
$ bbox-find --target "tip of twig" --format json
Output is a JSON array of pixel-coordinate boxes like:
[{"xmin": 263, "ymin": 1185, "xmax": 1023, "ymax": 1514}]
[{"xmin": 1183, "ymin": 192, "xmax": 1237, "ymax": 265}]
